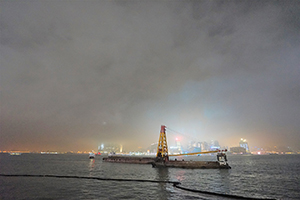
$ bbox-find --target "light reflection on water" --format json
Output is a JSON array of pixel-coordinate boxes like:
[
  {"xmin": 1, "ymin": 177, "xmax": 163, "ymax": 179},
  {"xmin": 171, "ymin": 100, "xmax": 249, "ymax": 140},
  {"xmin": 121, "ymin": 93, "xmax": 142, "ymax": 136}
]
[
  {"xmin": 0, "ymin": 154, "xmax": 299, "ymax": 199},
  {"xmin": 89, "ymin": 158, "xmax": 95, "ymax": 170},
  {"xmin": 175, "ymin": 170, "xmax": 186, "ymax": 182}
]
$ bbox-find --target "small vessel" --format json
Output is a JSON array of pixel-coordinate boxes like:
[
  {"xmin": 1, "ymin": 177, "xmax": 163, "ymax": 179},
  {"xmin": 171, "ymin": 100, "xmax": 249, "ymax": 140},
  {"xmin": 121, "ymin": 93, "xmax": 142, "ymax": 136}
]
[
  {"xmin": 89, "ymin": 152, "xmax": 95, "ymax": 159},
  {"xmin": 41, "ymin": 152, "xmax": 58, "ymax": 155},
  {"xmin": 9, "ymin": 152, "xmax": 21, "ymax": 156}
]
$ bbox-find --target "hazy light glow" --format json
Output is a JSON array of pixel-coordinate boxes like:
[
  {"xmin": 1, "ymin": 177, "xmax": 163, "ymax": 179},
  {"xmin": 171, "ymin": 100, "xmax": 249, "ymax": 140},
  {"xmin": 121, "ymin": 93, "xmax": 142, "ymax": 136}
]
[{"xmin": 1, "ymin": 1, "xmax": 300, "ymax": 152}]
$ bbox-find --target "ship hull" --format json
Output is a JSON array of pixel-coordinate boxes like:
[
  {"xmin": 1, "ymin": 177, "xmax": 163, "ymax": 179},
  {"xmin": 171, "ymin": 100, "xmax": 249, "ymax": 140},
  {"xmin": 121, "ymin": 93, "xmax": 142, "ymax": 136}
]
[
  {"xmin": 103, "ymin": 156, "xmax": 155, "ymax": 164},
  {"xmin": 103, "ymin": 156, "xmax": 231, "ymax": 169},
  {"xmin": 152, "ymin": 160, "xmax": 231, "ymax": 169}
]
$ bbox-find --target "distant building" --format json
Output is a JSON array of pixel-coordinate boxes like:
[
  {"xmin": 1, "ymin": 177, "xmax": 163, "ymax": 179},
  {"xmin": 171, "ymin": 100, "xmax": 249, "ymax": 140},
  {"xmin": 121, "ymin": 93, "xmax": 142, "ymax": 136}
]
[
  {"xmin": 229, "ymin": 138, "xmax": 250, "ymax": 154},
  {"xmin": 175, "ymin": 138, "xmax": 182, "ymax": 151},
  {"xmin": 230, "ymin": 147, "xmax": 247, "ymax": 154},
  {"xmin": 189, "ymin": 141, "xmax": 196, "ymax": 149},
  {"xmin": 169, "ymin": 138, "xmax": 183, "ymax": 154},
  {"xmin": 98, "ymin": 144, "xmax": 104, "ymax": 152},
  {"xmin": 186, "ymin": 140, "xmax": 221, "ymax": 153},
  {"xmin": 147, "ymin": 143, "xmax": 158, "ymax": 154},
  {"xmin": 239, "ymin": 138, "xmax": 250, "ymax": 152},
  {"xmin": 210, "ymin": 140, "xmax": 220, "ymax": 151},
  {"xmin": 201, "ymin": 142, "xmax": 209, "ymax": 151},
  {"xmin": 98, "ymin": 143, "xmax": 121, "ymax": 154}
]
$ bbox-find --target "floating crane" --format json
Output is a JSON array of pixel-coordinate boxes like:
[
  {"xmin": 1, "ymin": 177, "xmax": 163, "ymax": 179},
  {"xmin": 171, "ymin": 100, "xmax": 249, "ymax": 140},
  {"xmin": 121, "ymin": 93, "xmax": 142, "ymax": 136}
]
[
  {"xmin": 153, "ymin": 125, "xmax": 230, "ymax": 169},
  {"xmin": 103, "ymin": 125, "xmax": 230, "ymax": 169}
]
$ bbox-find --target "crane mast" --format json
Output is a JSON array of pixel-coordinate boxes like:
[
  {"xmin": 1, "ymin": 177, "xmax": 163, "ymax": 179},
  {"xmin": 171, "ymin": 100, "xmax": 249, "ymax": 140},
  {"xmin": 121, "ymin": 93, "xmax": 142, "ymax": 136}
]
[{"xmin": 156, "ymin": 125, "xmax": 169, "ymax": 160}]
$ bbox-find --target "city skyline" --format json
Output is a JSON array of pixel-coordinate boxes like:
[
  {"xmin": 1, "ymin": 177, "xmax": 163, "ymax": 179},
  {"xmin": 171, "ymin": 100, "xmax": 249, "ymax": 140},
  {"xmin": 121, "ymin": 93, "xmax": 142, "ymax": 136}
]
[
  {"xmin": 1, "ymin": 1, "xmax": 300, "ymax": 152},
  {"xmin": 2, "ymin": 136, "xmax": 298, "ymax": 154}
]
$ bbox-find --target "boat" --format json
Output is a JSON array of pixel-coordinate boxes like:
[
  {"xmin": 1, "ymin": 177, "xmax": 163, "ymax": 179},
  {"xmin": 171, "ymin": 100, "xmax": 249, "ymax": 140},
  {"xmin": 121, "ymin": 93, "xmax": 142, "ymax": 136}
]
[
  {"xmin": 89, "ymin": 152, "xmax": 95, "ymax": 159},
  {"xmin": 150, "ymin": 125, "xmax": 231, "ymax": 169},
  {"xmin": 41, "ymin": 152, "xmax": 58, "ymax": 155},
  {"xmin": 9, "ymin": 152, "xmax": 21, "ymax": 156}
]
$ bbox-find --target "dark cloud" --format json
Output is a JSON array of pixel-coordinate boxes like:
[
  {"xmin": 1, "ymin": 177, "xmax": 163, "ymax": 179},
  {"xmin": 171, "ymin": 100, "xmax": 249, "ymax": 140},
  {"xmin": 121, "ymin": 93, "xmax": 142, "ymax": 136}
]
[{"xmin": 1, "ymin": 0, "xmax": 300, "ymax": 151}]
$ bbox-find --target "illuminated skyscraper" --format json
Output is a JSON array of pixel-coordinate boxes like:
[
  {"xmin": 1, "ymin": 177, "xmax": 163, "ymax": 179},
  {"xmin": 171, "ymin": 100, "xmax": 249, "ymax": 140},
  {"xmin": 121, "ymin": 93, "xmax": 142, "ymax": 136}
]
[
  {"xmin": 175, "ymin": 138, "xmax": 181, "ymax": 151},
  {"xmin": 239, "ymin": 138, "xmax": 250, "ymax": 152},
  {"xmin": 210, "ymin": 140, "xmax": 220, "ymax": 150}
]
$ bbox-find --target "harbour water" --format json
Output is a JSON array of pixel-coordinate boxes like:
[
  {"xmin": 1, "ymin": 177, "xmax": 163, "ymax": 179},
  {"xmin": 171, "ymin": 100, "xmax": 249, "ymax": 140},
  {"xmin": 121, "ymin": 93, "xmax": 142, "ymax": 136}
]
[{"xmin": 0, "ymin": 153, "xmax": 299, "ymax": 199}]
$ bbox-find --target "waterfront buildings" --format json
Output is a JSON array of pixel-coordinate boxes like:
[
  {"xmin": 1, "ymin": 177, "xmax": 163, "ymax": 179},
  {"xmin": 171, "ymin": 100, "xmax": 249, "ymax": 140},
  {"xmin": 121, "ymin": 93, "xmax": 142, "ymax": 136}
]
[{"xmin": 239, "ymin": 138, "xmax": 250, "ymax": 152}]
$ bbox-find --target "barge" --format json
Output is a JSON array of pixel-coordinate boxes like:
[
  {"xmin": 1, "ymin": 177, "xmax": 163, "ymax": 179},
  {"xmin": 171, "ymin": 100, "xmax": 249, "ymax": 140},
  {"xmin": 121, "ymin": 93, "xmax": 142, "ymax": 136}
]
[
  {"xmin": 152, "ymin": 160, "xmax": 231, "ymax": 169},
  {"xmin": 103, "ymin": 154, "xmax": 230, "ymax": 169},
  {"xmin": 151, "ymin": 152, "xmax": 231, "ymax": 169},
  {"xmin": 103, "ymin": 156, "xmax": 155, "ymax": 164}
]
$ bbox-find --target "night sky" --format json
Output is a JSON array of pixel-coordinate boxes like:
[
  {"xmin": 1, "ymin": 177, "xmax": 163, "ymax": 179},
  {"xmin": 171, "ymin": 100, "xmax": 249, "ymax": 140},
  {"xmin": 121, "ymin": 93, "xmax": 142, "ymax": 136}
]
[{"xmin": 1, "ymin": 1, "xmax": 300, "ymax": 152}]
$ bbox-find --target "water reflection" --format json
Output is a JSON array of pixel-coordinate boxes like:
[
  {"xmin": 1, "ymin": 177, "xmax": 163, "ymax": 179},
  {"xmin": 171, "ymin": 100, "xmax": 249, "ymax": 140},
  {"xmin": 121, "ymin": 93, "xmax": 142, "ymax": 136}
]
[
  {"xmin": 219, "ymin": 169, "xmax": 231, "ymax": 193},
  {"xmin": 155, "ymin": 168, "xmax": 170, "ymax": 200},
  {"xmin": 175, "ymin": 170, "xmax": 186, "ymax": 182},
  {"xmin": 89, "ymin": 159, "xmax": 95, "ymax": 171},
  {"xmin": 198, "ymin": 169, "xmax": 232, "ymax": 194},
  {"xmin": 156, "ymin": 167, "xmax": 170, "ymax": 181}
]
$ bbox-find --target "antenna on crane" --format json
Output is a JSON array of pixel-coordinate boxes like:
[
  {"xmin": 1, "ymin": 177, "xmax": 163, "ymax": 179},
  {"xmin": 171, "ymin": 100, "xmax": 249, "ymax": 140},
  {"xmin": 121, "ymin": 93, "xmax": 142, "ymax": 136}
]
[{"xmin": 156, "ymin": 125, "xmax": 169, "ymax": 161}]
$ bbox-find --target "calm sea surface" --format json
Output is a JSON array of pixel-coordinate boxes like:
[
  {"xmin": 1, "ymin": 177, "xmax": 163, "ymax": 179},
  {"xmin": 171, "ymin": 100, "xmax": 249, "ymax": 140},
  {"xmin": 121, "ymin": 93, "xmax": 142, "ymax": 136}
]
[{"xmin": 0, "ymin": 153, "xmax": 299, "ymax": 200}]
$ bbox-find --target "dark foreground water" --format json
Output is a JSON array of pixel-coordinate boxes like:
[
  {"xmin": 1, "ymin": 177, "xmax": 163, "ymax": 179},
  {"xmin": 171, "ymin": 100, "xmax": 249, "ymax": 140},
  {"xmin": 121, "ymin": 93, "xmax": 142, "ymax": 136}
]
[{"xmin": 0, "ymin": 153, "xmax": 299, "ymax": 200}]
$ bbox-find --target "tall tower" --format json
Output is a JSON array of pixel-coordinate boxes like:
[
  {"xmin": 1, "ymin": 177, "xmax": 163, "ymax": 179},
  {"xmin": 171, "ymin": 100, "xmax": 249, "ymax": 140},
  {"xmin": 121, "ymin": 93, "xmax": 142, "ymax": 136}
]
[
  {"xmin": 156, "ymin": 125, "xmax": 168, "ymax": 158},
  {"xmin": 175, "ymin": 138, "xmax": 181, "ymax": 151},
  {"xmin": 239, "ymin": 138, "xmax": 250, "ymax": 152}
]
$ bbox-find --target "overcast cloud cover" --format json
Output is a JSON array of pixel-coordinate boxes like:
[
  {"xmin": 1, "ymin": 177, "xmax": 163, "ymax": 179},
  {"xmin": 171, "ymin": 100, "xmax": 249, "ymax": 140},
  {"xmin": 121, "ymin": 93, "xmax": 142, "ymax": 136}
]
[{"xmin": 1, "ymin": 0, "xmax": 300, "ymax": 152}]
